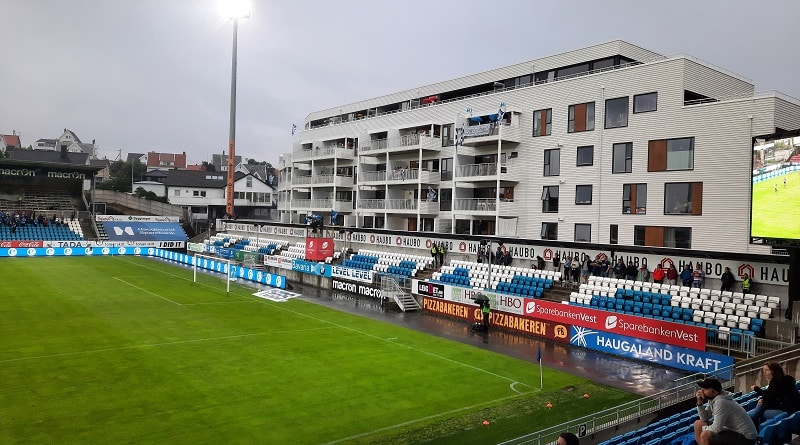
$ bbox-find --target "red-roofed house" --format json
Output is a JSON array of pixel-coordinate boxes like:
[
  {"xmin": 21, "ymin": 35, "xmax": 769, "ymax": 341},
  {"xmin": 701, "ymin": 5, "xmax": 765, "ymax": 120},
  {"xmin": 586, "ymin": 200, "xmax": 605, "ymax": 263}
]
[
  {"xmin": 146, "ymin": 151, "xmax": 188, "ymax": 171},
  {"xmin": 1, "ymin": 133, "xmax": 22, "ymax": 152}
]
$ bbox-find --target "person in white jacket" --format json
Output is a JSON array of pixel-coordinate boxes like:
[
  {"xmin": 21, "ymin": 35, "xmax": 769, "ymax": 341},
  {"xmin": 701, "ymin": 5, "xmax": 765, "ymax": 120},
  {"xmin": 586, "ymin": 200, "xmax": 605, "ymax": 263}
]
[{"xmin": 693, "ymin": 378, "xmax": 757, "ymax": 445}]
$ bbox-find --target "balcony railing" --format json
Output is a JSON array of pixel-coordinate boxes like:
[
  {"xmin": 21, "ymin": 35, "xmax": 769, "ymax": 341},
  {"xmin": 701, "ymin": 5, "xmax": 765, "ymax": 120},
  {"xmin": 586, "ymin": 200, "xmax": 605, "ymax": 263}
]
[
  {"xmin": 361, "ymin": 170, "xmax": 387, "ymax": 182},
  {"xmin": 457, "ymin": 163, "xmax": 497, "ymax": 178},
  {"xmin": 386, "ymin": 199, "xmax": 417, "ymax": 211},
  {"xmin": 291, "ymin": 199, "xmax": 332, "ymax": 209},
  {"xmin": 454, "ymin": 198, "xmax": 496, "ymax": 212},
  {"xmin": 358, "ymin": 199, "xmax": 386, "ymax": 210},
  {"xmin": 361, "ymin": 134, "xmax": 440, "ymax": 153}
]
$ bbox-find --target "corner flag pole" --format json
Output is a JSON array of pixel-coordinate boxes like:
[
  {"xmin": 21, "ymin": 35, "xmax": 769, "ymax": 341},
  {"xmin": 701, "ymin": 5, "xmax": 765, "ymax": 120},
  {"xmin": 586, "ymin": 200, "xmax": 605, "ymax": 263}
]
[{"xmin": 537, "ymin": 346, "xmax": 543, "ymax": 389}]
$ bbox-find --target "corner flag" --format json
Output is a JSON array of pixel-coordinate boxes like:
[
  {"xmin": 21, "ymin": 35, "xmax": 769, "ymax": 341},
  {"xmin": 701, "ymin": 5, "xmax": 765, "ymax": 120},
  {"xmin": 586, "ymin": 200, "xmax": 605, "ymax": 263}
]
[{"xmin": 537, "ymin": 346, "xmax": 543, "ymax": 389}]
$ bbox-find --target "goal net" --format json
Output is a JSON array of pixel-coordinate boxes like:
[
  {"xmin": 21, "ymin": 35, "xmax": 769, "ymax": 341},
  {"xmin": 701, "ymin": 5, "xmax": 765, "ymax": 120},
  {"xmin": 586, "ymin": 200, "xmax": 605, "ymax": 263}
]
[{"xmin": 192, "ymin": 253, "xmax": 234, "ymax": 294}]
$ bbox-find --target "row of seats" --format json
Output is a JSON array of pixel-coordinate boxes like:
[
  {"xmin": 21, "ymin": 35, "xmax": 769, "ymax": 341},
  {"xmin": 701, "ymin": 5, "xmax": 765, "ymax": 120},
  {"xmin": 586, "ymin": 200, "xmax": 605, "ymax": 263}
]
[
  {"xmin": 449, "ymin": 259, "xmax": 563, "ymax": 281},
  {"xmin": 570, "ymin": 293, "xmax": 764, "ymax": 336},
  {"xmin": 587, "ymin": 276, "xmax": 781, "ymax": 310},
  {"xmin": 0, "ymin": 221, "xmax": 83, "ymax": 241},
  {"xmin": 599, "ymin": 388, "xmax": 799, "ymax": 445},
  {"xmin": 358, "ymin": 249, "xmax": 433, "ymax": 269}
]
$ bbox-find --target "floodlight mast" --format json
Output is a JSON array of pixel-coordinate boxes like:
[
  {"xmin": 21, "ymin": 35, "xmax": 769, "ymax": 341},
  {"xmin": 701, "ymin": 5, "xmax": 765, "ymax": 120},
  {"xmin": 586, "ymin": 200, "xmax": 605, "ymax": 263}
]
[{"xmin": 221, "ymin": 0, "xmax": 250, "ymax": 219}]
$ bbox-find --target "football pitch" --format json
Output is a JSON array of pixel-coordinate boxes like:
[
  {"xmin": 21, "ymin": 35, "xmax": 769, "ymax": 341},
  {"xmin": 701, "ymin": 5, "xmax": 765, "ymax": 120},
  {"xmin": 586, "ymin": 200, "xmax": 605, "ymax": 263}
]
[
  {"xmin": 752, "ymin": 172, "xmax": 800, "ymax": 239},
  {"xmin": 0, "ymin": 256, "xmax": 635, "ymax": 444}
]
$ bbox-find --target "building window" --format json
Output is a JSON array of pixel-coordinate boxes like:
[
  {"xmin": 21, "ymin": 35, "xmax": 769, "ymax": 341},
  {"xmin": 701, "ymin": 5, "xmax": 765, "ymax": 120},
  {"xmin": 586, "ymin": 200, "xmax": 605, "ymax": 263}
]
[
  {"xmin": 612, "ymin": 142, "xmax": 633, "ymax": 173},
  {"xmin": 633, "ymin": 92, "xmax": 658, "ymax": 113},
  {"xmin": 664, "ymin": 182, "xmax": 703, "ymax": 215},
  {"xmin": 533, "ymin": 108, "xmax": 552, "ymax": 137},
  {"xmin": 568, "ymin": 102, "xmax": 595, "ymax": 133},
  {"xmin": 246, "ymin": 177, "xmax": 253, "ymax": 187},
  {"xmin": 622, "ymin": 183, "xmax": 647, "ymax": 214},
  {"xmin": 648, "ymin": 137, "xmax": 694, "ymax": 171},
  {"xmin": 574, "ymin": 223, "xmax": 591, "ymax": 242},
  {"xmin": 541, "ymin": 222, "xmax": 558, "ymax": 240},
  {"xmin": 575, "ymin": 185, "xmax": 592, "ymax": 204},
  {"xmin": 576, "ymin": 145, "xmax": 594, "ymax": 166},
  {"xmin": 193, "ymin": 190, "xmax": 206, "ymax": 197},
  {"xmin": 441, "ymin": 158, "xmax": 453, "ymax": 181},
  {"xmin": 543, "ymin": 148, "xmax": 560, "ymax": 176},
  {"xmin": 634, "ymin": 225, "xmax": 692, "ymax": 248},
  {"xmin": 610, "ymin": 224, "xmax": 618, "ymax": 244},
  {"xmin": 174, "ymin": 189, "xmax": 180, "ymax": 197},
  {"xmin": 605, "ymin": 96, "xmax": 629, "ymax": 129},
  {"xmin": 541, "ymin": 186, "xmax": 559, "ymax": 213}
]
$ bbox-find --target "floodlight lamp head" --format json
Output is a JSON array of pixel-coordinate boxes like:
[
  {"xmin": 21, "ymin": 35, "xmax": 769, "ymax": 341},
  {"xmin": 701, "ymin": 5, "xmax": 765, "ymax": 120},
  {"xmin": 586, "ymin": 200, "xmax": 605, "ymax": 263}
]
[{"xmin": 219, "ymin": 0, "xmax": 250, "ymax": 19}]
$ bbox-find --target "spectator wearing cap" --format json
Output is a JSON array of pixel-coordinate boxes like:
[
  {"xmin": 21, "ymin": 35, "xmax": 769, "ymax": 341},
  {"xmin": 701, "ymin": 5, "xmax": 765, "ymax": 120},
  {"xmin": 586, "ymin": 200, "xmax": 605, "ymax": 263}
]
[{"xmin": 694, "ymin": 378, "xmax": 757, "ymax": 445}]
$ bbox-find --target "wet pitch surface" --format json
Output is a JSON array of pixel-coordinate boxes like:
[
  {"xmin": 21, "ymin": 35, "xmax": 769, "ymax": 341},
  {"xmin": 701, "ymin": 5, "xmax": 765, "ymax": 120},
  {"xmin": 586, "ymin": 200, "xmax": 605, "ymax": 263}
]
[{"xmin": 290, "ymin": 282, "xmax": 690, "ymax": 397}]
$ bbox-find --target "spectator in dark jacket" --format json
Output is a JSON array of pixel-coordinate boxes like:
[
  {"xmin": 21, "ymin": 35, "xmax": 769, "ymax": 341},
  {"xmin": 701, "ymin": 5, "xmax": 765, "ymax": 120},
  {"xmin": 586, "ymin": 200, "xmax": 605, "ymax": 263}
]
[
  {"xmin": 720, "ymin": 267, "xmax": 735, "ymax": 292},
  {"xmin": 624, "ymin": 262, "xmax": 637, "ymax": 281},
  {"xmin": 680, "ymin": 264, "xmax": 693, "ymax": 287},
  {"xmin": 750, "ymin": 361, "xmax": 800, "ymax": 428}
]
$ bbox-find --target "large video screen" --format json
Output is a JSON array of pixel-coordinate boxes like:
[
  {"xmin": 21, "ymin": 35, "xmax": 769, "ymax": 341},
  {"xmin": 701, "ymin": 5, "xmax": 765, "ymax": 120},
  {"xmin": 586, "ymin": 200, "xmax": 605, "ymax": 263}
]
[{"xmin": 751, "ymin": 129, "xmax": 800, "ymax": 242}]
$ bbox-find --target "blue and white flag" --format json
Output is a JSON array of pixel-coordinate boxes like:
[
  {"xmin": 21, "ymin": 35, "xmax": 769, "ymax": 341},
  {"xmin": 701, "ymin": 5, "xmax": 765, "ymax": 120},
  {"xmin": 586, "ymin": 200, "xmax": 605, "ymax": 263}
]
[
  {"xmin": 455, "ymin": 124, "xmax": 465, "ymax": 149},
  {"xmin": 291, "ymin": 124, "xmax": 297, "ymax": 135},
  {"xmin": 497, "ymin": 102, "xmax": 506, "ymax": 122}
]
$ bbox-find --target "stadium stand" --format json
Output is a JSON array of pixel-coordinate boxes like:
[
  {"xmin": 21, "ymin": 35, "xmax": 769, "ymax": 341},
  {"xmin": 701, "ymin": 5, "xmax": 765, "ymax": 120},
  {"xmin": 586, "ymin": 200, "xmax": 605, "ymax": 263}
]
[
  {"xmin": 342, "ymin": 249, "xmax": 432, "ymax": 279},
  {"xmin": 429, "ymin": 259, "xmax": 561, "ymax": 298}
]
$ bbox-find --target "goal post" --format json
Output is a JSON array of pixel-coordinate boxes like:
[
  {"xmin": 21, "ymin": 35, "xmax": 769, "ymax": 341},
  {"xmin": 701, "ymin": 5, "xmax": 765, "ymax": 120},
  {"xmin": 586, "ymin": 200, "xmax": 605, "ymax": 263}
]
[{"xmin": 192, "ymin": 253, "xmax": 233, "ymax": 294}]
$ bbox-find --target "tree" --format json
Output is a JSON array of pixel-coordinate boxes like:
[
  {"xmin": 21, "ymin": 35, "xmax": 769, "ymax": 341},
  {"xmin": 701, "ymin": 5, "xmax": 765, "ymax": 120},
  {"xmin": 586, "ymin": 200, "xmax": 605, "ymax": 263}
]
[{"xmin": 201, "ymin": 161, "xmax": 215, "ymax": 172}]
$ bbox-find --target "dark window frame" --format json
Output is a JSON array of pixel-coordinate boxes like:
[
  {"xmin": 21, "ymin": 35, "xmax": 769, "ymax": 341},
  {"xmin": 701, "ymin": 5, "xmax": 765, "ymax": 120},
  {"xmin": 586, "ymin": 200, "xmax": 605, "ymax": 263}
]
[
  {"xmin": 664, "ymin": 182, "xmax": 703, "ymax": 215},
  {"xmin": 575, "ymin": 184, "xmax": 593, "ymax": 205},
  {"xmin": 541, "ymin": 222, "xmax": 558, "ymax": 240},
  {"xmin": 568, "ymin": 102, "xmax": 595, "ymax": 133},
  {"xmin": 541, "ymin": 185, "xmax": 559, "ymax": 213},
  {"xmin": 574, "ymin": 223, "xmax": 591, "ymax": 242},
  {"xmin": 605, "ymin": 96, "xmax": 629, "ymax": 129},
  {"xmin": 622, "ymin": 183, "xmax": 647, "ymax": 214},
  {"xmin": 633, "ymin": 92, "xmax": 658, "ymax": 113},
  {"xmin": 543, "ymin": 148, "xmax": 560, "ymax": 176},
  {"xmin": 576, "ymin": 145, "xmax": 594, "ymax": 166},
  {"xmin": 612, "ymin": 142, "xmax": 633, "ymax": 173},
  {"xmin": 533, "ymin": 108, "xmax": 552, "ymax": 137}
]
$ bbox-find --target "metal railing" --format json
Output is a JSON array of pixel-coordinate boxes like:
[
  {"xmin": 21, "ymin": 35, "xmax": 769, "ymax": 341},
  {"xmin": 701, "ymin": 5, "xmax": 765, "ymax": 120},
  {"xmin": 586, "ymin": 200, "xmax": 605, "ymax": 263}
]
[{"xmin": 457, "ymin": 163, "xmax": 497, "ymax": 178}]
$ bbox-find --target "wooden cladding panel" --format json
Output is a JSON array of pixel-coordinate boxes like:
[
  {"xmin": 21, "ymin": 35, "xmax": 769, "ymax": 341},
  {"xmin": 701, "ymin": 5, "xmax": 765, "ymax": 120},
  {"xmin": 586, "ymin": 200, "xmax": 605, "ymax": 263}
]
[{"xmin": 648, "ymin": 139, "xmax": 667, "ymax": 172}]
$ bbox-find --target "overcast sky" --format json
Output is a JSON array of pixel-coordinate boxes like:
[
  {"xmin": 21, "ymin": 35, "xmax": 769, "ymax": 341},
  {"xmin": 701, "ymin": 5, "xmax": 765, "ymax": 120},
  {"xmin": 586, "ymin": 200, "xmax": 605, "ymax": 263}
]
[{"xmin": 3, "ymin": 0, "xmax": 798, "ymax": 165}]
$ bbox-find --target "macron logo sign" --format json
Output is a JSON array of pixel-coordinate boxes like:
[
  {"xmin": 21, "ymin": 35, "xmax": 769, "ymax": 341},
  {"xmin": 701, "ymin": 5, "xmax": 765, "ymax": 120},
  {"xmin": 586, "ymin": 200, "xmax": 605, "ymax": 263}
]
[{"xmin": 113, "ymin": 226, "xmax": 135, "ymax": 236}]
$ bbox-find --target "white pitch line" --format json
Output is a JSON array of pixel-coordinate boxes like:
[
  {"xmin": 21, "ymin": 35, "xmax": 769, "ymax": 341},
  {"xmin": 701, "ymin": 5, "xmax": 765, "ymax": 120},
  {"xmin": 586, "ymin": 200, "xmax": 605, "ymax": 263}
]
[
  {"xmin": 267, "ymin": 302, "xmax": 536, "ymax": 388},
  {"xmin": 323, "ymin": 392, "xmax": 531, "ymax": 445},
  {"xmin": 112, "ymin": 276, "xmax": 181, "ymax": 305},
  {"xmin": 0, "ymin": 327, "xmax": 337, "ymax": 364}
]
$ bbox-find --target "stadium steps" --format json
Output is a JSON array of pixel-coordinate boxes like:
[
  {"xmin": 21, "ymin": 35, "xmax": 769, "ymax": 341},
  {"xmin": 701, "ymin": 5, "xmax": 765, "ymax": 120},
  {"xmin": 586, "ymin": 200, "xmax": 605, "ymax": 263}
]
[{"xmin": 395, "ymin": 293, "xmax": 422, "ymax": 312}]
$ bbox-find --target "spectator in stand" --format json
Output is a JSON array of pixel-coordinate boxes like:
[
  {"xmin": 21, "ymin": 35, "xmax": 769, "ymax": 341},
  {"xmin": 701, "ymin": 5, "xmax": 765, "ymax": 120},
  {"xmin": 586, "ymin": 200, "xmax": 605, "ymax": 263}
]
[
  {"xmin": 666, "ymin": 264, "xmax": 679, "ymax": 286},
  {"xmin": 557, "ymin": 432, "xmax": 580, "ymax": 445},
  {"xmin": 563, "ymin": 256, "xmax": 572, "ymax": 282},
  {"xmin": 680, "ymin": 264, "xmax": 693, "ymax": 287},
  {"xmin": 637, "ymin": 264, "xmax": 650, "ymax": 283},
  {"xmin": 749, "ymin": 361, "xmax": 800, "ymax": 428},
  {"xmin": 581, "ymin": 257, "xmax": 591, "ymax": 284},
  {"xmin": 605, "ymin": 259, "xmax": 614, "ymax": 278},
  {"xmin": 571, "ymin": 257, "xmax": 581, "ymax": 283},
  {"xmin": 694, "ymin": 378, "xmax": 757, "ymax": 445},
  {"xmin": 721, "ymin": 267, "xmax": 735, "ymax": 292},
  {"xmin": 625, "ymin": 262, "xmax": 638, "ymax": 281},
  {"xmin": 553, "ymin": 253, "xmax": 560, "ymax": 271},
  {"xmin": 692, "ymin": 264, "xmax": 705, "ymax": 288},
  {"xmin": 613, "ymin": 259, "xmax": 626, "ymax": 279},
  {"xmin": 536, "ymin": 255, "xmax": 545, "ymax": 270},
  {"xmin": 652, "ymin": 264, "xmax": 665, "ymax": 284},
  {"xmin": 741, "ymin": 273, "xmax": 753, "ymax": 294}
]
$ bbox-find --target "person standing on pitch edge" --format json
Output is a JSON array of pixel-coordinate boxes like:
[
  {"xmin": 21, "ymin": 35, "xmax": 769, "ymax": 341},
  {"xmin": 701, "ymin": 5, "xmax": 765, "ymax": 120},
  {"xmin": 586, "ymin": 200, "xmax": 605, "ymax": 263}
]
[{"xmin": 481, "ymin": 300, "xmax": 491, "ymax": 331}]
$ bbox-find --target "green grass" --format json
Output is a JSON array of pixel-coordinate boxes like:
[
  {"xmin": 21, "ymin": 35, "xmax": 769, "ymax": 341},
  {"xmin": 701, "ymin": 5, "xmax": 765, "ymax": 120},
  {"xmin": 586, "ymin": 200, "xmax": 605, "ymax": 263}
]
[
  {"xmin": 752, "ymin": 172, "xmax": 800, "ymax": 239},
  {"xmin": 0, "ymin": 256, "xmax": 636, "ymax": 444}
]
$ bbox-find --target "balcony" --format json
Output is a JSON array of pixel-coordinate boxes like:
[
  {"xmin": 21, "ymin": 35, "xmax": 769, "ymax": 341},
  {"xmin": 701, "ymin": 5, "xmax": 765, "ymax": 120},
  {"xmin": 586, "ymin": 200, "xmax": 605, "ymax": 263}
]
[
  {"xmin": 454, "ymin": 198, "xmax": 496, "ymax": 213},
  {"xmin": 387, "ymin": 168, "xmax": 418, "ymax": 183},
  {"xmin": 418, "ymin": 170, "xmax": 441, "ymax": 184},
  {"xmin": 360, "ymin": 170, "xmax": 387, "ymax": 184},
  {"xmin": 358, "ymin": 199, "xmax": 385, "ymax": 210},
  {"xmin": 291, "ymin": 198, "xmax": 332, "ymax": 210},
  {"xmin": 385, "ymin": 199, "xmax": 418, "ymax": 212},
  {"xmin": 332, "ymin": 199, "xmax": 353, "ymax": 213},
  {"xmin": 461, "ymin": 123, "xmax": 521, "ymax": 147},
  {"xmin": 418, "ymin": 200, "xmax": 439, "ymax": 214},
  {"xmin": 294, "ymin": 174, "xmax": 354, "ymax": 187},
  {"xmin": 456, "ymin": 163, "xmax": 497, "ymax": 180},
  {"xmin": 292, "ymin": 145, "xmax": 355, "ymax": 161},
  {"xmin": 360, "ymin": 134, "xmax": 440, "ymax": 155}
]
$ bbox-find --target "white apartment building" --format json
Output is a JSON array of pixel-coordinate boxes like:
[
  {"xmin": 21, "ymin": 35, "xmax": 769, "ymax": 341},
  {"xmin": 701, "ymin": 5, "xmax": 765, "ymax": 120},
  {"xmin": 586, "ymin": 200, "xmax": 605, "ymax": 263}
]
[{"xmin": 277, "ymin": 40, "xmax": 800, "ymax": 255}]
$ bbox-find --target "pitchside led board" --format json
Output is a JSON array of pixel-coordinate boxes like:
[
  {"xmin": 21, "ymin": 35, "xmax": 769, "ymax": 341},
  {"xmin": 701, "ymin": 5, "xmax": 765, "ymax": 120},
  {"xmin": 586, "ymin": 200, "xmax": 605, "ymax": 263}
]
[{"xmin": 751, "ymin": 128, "xmax": 800, "ymax": 245}]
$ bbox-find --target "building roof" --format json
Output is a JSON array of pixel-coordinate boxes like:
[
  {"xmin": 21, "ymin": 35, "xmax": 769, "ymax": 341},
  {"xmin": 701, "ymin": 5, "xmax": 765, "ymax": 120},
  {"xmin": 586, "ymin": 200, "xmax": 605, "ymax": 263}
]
[
  {"xmin": 2, "ymin": 134, "xmax": 21, "ymax": 147},
  {"xmin": 127, "ymin": 152, "xmax": 145, "ymax": 163},
  {"xmin": 163, "ymin": 169, "xmax": 247, "ymax": 188},
  {"xmin": 36, "ymin": 138, "xmax": 57, "ymax": 145},
  {"xmin": 9, "ymin": 149, "xmax": 89, "ymax": 165}
]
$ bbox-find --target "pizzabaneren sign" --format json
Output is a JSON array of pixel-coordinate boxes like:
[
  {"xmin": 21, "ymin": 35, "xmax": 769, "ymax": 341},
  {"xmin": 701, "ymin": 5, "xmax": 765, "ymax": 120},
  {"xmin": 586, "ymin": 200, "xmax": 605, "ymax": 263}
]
[{"xmin": 523, "ymin": 299, "xmax": 706, "ymax": 350}]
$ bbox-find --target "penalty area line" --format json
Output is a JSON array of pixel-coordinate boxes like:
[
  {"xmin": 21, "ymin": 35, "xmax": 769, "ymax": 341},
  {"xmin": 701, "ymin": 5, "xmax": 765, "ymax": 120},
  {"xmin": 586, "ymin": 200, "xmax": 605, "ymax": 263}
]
[
  {"xmin": 323, "ymin": 392, "xmax": 532, "ymax": 445},
  {"xmin": 112, "ymin": 276, "xmax": 181, "ymax": 305}
]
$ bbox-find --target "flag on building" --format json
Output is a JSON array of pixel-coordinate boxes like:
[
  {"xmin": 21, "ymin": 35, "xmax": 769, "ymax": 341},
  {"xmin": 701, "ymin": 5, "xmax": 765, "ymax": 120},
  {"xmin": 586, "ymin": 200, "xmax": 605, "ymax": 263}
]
[
  {"xmin": 497, "ymin": 102, "xmax": 506, "ymax": 122},
  {"xmin": 455, "ymin": 124, "xmax": 465, "ymax": 148},
  {"xmin": 292, "ymin": 124, "xmax": 297, "ymax": 135}
]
